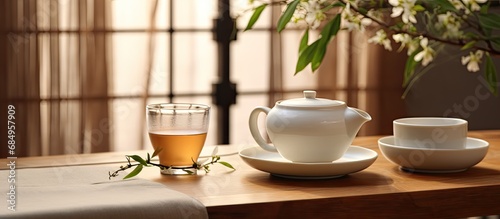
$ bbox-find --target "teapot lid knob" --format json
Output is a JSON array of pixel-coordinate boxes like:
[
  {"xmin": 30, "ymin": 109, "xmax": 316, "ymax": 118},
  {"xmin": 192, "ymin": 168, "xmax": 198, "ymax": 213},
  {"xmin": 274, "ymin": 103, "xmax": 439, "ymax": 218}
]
[
  {"xmin": 304, "ymin": 90, "xmax": 316, "ymax": 99},
  {"xmin": 277, "ymin": 90, "xmax": 344, "ymax": 108}
]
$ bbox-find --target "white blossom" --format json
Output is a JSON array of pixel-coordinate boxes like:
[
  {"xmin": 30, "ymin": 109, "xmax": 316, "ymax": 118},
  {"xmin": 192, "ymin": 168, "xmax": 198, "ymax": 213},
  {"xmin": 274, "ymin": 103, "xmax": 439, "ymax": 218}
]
[
  {"xmin": 392, "ymin": 33, "xmax": 420, "ymax": 55},
  {"xmin": 341, "ymin": 3, "xmax": 372, "ymax": 32},
  {"xmin": 389, "ymin": 0, "xmax": 418, "ymax": 24},
  {"xmin": 304, "ymin": 2, "xmax": 326, "ymax": 29},
  {"xmin": 368, "ymin": 30, "xmax": 392, "ymax": 51},
  {"xmin": 435, "ymin": 12, "xmax": 463, "ymax": 39},
  {"xmin": 292, "ymin": 0, "xmax": 327, "ymax": 29},
  {"xmin": 414, "ymin": 38, "xmax": 435, "ymax": 66},
  {"xmin": 461, "ymin": 50, "xmax": 484, "ymax": 72},
  {"xmin": 449, "ymin": 0, "xmax": 466, "ymax": 11},
  {"xmin": 367, "ymin": 9, "xmax": 384, "ymax": 21},
  {"xmin": 462, "ymin": 0, "xmax": 487, "ymax": 12}
]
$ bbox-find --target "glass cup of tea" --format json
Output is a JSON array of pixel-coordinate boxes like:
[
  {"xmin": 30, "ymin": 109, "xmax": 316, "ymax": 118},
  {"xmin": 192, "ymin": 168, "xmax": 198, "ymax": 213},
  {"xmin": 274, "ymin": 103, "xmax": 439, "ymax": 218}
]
[{"xmin": 146, "ymin": 103, "xmax": 210, "ymax": 175}]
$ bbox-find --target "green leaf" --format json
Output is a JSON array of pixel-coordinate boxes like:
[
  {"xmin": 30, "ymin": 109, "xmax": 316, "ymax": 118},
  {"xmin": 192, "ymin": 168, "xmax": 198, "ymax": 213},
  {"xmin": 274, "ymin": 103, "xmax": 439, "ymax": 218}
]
[
  {"xmin": 244, "ymin": 4, "xmax": 268, "ymax": 31},
  {"xmin": 323, "ymin": 13, "xmax": 342, "ymax": 40},
  {"xmin": 295, "ymin": 41, "xmax": 319, "ymax": 74},
  {"xmin": 151, "ymin": 147, "xmax": 162, "ymax": 158},
  {"xmin": 311, "ymin": 14, "xmax": 341, "ymax": 72},
  {"xmin": 461, "ymin": 41, "xmax": 477, "ymax": 50},
  {"xmin": 127, "ymin": 155, "xmax": 148, "ymax": 166},
  {"xmin": 123, "ymin": 164, "xmax": 143, "ymax": 179},
  {"xmin": 478, "ymin": 13, "xmax": 500, "ymax": 30},
  {"xmin": 357, "ymin": 7, "xmax": 368, "ymax": 15},
  {"xmin": 218, "ymin": 161, "xmax": 235, "ymax": 170},
  {"xmin": 491, "ymin": 38, "xmax": 500, "ymax": 51},
  {"xmin": 485, "ymin": 53, "xmax": 498, "ymax": 95},
  {"xmin": 183, "ymin": 169, "xmax": 195, "ymax": 174},
  {"xmin": 403, "ymin": 50, "xmax": 421, "ymax": 87},
  {"xmin": 311, "ymin": 45, "xmax": 326, "ymax": 72},
  {"xmin": 430, "ymin": 0, "xmax": 457, "ymax": 12},
  {"xmin": 299, "ymin": 29, "xmax": 309, "ymax": 54},
  {"xmin": 480, "ymin": 3, "xmax": 490, "ymax": 14},
  {"xmin": 321, "ymin": 1, "xmax": 345, "ymax": 12},
  {"xmin": 277, "ymin": 0, "xmax": 300, "ymax": 33},
  {"xmin": 464, "ymin": 32, "xmax": 478, "ymax": 40},
  {"xmin": 413, "ymin": 4, "xmax": 425, "ymax": 12}
]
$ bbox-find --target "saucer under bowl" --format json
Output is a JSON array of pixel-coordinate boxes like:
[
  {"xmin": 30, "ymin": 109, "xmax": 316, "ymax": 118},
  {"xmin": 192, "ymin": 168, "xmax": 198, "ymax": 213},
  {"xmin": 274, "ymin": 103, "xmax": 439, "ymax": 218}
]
[
  {"xmin": 378, "ymin": 136, "xmax": 489, "ymax": 173},
  {"xmin": 239, "ymin": 145, "xmax": 378, "ymax": 179}
]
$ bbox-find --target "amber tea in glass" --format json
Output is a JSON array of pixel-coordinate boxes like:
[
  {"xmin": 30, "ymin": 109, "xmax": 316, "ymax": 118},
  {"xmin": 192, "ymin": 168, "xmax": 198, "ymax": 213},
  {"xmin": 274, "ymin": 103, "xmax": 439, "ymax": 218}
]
[{"xmin": 147, "ymin": 103, "xmax": 210, "ymax": 175}]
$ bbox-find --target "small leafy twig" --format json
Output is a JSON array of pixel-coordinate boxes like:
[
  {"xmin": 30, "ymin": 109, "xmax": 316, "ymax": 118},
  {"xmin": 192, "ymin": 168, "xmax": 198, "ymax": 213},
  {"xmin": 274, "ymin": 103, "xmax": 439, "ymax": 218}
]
[{"xmin": 108, "ymin": 146, "xmax": 235, "ymax": 180}]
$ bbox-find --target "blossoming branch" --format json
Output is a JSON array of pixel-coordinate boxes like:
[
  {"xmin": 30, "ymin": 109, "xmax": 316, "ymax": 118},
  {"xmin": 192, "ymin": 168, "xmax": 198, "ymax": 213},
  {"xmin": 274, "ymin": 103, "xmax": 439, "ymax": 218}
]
[{"xmin": 243, "ymin": 0, "xmax": 499, "ymax": 95}]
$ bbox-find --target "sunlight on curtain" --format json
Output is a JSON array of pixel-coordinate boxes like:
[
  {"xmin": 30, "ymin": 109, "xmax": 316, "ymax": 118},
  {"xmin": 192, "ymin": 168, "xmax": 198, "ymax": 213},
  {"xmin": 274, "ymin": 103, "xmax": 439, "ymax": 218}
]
[{"xmin": 38, "ymin": 0, "xmax": 111, "ymax": 155}]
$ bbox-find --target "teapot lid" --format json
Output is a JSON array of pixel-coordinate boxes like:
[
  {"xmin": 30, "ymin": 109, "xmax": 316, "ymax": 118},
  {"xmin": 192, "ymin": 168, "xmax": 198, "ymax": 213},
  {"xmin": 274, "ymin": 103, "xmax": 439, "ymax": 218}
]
[{"xmin": 278, "ymin": 90, "xmax": 345, "ymax": 108}]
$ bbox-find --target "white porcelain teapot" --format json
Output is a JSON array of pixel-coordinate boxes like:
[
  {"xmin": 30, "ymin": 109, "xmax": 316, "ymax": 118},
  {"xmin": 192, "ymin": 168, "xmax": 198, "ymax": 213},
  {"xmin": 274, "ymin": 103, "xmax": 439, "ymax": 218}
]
[{"xmin": 249, "ymin": 90, "xmax": 371, "ymax": 163}]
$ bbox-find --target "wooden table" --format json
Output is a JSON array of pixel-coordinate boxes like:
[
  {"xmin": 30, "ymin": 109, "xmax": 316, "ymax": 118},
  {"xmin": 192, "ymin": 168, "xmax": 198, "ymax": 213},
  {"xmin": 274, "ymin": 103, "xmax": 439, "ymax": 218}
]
[{"xmin": 4, "ymin": 130, "xmax": 500, "ymax": 218}]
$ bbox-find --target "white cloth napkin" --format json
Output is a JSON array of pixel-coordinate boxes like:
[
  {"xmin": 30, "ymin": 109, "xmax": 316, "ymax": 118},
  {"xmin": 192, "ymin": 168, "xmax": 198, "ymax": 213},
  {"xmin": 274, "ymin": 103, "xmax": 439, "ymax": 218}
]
[{"xmin": 0, "ymin": 165, "xmax": 208, "ymax": 219}]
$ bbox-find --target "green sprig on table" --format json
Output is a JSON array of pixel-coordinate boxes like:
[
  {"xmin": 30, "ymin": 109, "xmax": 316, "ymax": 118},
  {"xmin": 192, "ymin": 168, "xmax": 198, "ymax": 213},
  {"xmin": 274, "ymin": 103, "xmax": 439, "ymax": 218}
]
[{"xmin": 108, "ymin": 147, "xmax": 235, "ymax": 180}]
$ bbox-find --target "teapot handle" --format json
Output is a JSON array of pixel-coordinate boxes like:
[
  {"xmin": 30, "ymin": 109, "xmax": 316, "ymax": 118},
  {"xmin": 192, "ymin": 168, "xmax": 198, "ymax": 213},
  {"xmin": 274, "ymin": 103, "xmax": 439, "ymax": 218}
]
[{"xmin": 249, "ymin": 107, "xmax": 278, "ymax": 152}]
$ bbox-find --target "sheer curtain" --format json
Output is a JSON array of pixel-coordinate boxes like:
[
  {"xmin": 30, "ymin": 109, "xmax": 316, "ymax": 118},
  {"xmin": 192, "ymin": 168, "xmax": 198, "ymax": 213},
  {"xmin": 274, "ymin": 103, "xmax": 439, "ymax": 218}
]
[
  {"xmin": 1, "ymin": 0, "xmax": 112, "ymax": 157},
  {"xmin": 0, "ymin": 0, "xmax": 217, "ymax": 157}
]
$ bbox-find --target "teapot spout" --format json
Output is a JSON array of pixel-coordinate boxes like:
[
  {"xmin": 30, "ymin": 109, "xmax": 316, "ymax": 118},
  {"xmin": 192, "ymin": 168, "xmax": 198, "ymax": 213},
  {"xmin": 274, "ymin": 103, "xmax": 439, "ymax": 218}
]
[{"xmin": 345, "ymin": 107, "xmax": 372, "ymax": 139}]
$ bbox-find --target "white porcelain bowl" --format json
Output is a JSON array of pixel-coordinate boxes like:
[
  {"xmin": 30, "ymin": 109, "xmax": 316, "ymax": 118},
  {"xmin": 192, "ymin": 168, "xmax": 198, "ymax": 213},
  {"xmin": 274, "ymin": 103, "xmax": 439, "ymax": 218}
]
[
  {"xmin": 393, "ymin": 117, "xmax": 468, "ymax": 149},
  {"xmin": 378, "ymin": 136, "xmax": 489, "ymax": 173}
]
